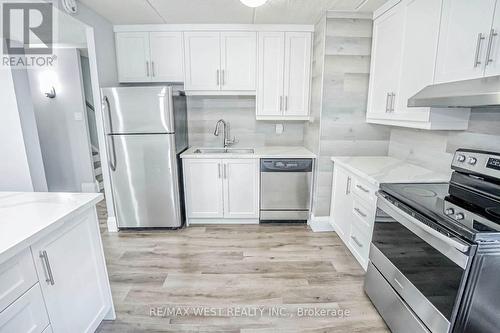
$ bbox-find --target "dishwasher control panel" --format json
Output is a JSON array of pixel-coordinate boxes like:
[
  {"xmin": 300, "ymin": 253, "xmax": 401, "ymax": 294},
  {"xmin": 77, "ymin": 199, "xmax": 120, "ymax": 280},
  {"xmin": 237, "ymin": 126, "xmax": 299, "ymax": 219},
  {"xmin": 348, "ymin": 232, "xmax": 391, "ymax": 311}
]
[{"xmin": 260, "ymin": 159, "xmax": 313, "ymax": 172}]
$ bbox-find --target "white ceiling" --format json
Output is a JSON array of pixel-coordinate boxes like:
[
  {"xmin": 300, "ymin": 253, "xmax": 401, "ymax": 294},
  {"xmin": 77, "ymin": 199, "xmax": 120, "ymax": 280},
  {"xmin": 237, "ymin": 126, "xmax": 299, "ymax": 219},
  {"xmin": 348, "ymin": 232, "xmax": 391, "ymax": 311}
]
[{"xmin": 78, "ymin": 0, "xmax": 387, "ymax": 25}]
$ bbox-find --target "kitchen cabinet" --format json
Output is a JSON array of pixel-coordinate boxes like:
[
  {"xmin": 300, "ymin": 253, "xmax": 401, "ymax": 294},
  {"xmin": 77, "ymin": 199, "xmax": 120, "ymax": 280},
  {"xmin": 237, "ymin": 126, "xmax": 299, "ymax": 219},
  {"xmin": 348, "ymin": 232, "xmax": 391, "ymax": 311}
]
[
  {"xmin": 483, "ymin": 2, "xmax": 500, "ymax": 77},
  {"xmin": 435, "ymin": 0, "xmax": 497, "ymax": 83},
  {"xmin": 31, "ymin": 210, "xmax": 112, "ymax": 333},
  {"xmin": 183, "ymin": 159, "xmax": 224, "ymax": 218},
  {"xmin": 330, "ymin": 165, "xmax": 377, "ymax": 270},
  {"xmin": 115, "ymin": 31, "xmax": 184, "ymax": 83},
  {"xmin": 184, "ymin": 32, "xmax": 256, "ymax": 92},
  {"xmin": 257, "ymin": 32, "xmax": 312, "ymax": 120},
  {"xmin": 183, "ymin": 158, "xmax": 259, "ymax": 223},
  {"xmin": 366, "ymin": 0, "xmax": 471, "ymax": 130}
]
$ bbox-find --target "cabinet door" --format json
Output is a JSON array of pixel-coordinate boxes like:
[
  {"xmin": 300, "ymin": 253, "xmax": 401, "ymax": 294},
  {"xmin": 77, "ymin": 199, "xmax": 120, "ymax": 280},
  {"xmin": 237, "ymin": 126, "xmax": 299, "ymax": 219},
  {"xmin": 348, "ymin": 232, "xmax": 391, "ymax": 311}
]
[
  {"xmin": 184, "ymin": 32, "xmax": 221, "ymax": 91},
  {"xmin": 150, "ymin": 32, "xmax": 184, "ymax": 82},
  {"xmin": 330, "ymin": 167, "xmax": 353, "ymax": 242},
  {"xmin": 183, "ymin": 159, "xmax": 224, "ymax": 218},
  {"xmin": 366, "ymin": 5, "xmax": 405, "ymax": 119},
  {"xmin": 32, "ymin": 210, "xmax": 112, "ymax": 333},
  {"xmin": 484, "ymin": 5, "xmax": 500, "ymax": 76},
  {"xmin": 257, "ymin": 32, "xmax": 285, "ymax": 117},
  {"xmin": 220, "ymin": 32, "xmax": 257, "ymax": 91},
  {"xmin": 115, "ymin": 32, "xmax": 151, "ymax": 82},
  {"xmin": 394, "ymin": 0, "xmax": 442, "ymax": 122},
  {"xmin": 435, "ymin": 0, "xmax": 496, "ymax": 83},
  {"xmin": 283, "ymin": 32, "xmax": 312, "ymax": 117},
  {"xmin": 223, "ymin": 159, "xmax": 259, "ymax": 219}
]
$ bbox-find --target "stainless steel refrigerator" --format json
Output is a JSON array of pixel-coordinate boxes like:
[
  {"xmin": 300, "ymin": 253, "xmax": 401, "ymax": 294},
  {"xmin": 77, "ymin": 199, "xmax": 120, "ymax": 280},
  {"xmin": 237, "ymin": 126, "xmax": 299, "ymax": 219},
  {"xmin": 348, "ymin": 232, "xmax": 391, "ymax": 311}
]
[{"xmin": 101, "ymin": 86, "xmax": 188, "ymax": 228}]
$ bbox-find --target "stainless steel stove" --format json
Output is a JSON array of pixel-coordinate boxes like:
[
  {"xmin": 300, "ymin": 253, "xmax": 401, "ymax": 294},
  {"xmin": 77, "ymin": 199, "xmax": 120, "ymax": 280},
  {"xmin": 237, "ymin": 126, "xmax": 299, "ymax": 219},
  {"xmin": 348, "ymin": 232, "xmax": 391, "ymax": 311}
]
[{"xmin": 364, "ymin": 149, "xmax": 500, "ymax": 333}]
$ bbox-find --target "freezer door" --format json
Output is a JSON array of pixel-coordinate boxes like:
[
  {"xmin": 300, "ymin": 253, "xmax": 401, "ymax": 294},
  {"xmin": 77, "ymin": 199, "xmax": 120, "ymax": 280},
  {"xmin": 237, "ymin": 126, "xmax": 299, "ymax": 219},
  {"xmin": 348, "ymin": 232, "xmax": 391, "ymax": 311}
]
[
  {"xmin": 101, "ymin": 86, "xmax": 175, "ymax": 134},
  {"xmin": 108, "ymin": 134, "xmax": 182, "ymax": 228}
]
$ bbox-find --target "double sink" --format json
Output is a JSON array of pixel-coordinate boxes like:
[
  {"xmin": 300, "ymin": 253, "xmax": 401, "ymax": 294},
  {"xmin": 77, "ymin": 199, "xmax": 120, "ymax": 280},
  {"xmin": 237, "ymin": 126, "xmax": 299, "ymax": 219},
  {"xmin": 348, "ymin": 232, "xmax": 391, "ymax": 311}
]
[{"xmin": 194, "ymin": 148, "xmax": 255, "ymax": 154}]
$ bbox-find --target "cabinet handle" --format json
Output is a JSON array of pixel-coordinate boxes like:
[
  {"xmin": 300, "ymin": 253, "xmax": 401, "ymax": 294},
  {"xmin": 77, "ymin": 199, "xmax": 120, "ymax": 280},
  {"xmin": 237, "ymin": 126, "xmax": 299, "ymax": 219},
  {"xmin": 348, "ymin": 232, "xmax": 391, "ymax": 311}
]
[
  {"xmin": 216, "ymin": 69, "xmax": 220, "ymax": 86},
  {"xmin": 354, "ymin": 207, "xmax": 367, "ymax": 218},
  {"xmin": 346, "ymin": 176, "xmax": 351, "ymax": 195},
  {"xmin": 390, "ymin": 92, "xmax": 396, "ymax": 112},
  {"xmin": 218, "ymin": 163, "xmax": 221, "ymax": 179},
  {"xmin": 146, "ymin": 61, "xmax": 150, "ymax": 76},
  {"xmin": 485, "ymin": 29, "xmax": 498, "ymax": 65},
  {"xmin": 385, "ymin": 93, "xmax": 390, "ymax": 112},
  {"xmin": 285, "ymin": 96, "xmax": 288, "ymax": 111},
  {"xmin": 474, "ymin": 32, "xmax": 486, "ymax": 67},
  {"xmin": 151, "ymin": 61, "xmax": 155, "ymax": 77},
  {"xmin": 351, "ymin": 235, "xmax": 363, "ymax": 248},
  {"xmin": 222, "ymin": 69, "xmax": 225, "ymax": 85},
  {"xmin": 356, "ymin": 184, "xmax": 370, "ymax": 193},
  {"xmin": 279, "ymin": 96, "xmax": 283, "ymax": 113},
  {"xmin": 39, "ymin": 250, "xmax": 55, "ymax": 285}
]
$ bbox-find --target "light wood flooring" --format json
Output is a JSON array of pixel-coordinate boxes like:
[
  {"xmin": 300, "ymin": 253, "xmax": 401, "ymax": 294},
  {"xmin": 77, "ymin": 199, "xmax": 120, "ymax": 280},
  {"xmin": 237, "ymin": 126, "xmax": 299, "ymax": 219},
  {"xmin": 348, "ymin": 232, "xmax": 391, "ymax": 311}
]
[{"xmin": 96, "ymin": 201, "xmax": 388, "ymax": 332}]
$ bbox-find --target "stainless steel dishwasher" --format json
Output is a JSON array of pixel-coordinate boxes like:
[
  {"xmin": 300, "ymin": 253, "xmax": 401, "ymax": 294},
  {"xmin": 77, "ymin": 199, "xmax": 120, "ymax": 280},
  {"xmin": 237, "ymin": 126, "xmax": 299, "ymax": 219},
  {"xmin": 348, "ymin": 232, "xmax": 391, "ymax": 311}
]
[{"xmin": 260, "ymin": 159, "xmax": 313, "ymax": 222}]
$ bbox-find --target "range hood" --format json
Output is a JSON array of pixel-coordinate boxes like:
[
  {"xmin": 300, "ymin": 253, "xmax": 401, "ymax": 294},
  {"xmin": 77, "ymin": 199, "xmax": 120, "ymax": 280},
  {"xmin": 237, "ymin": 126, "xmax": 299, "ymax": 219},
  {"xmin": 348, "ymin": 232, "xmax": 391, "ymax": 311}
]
[{"xmin": 408, "ymin": 75, "xmax": 500, "ymax": 108}]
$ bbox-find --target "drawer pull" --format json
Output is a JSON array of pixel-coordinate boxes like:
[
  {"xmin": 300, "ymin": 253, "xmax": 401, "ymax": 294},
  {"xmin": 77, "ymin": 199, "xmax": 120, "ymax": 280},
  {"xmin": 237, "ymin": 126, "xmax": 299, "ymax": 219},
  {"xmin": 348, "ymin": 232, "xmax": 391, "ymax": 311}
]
[
  {"xmin": 39, "ymin": 250, "xmax": 55, "ymax": 286},
  {"xmin": 351, "ymin": 235, "xmax": 363, "ymax": 248},
  {"xmin": 356, "ymin": 184, "xmax": 369, "ymax": 193},
  {"xmin": 394, "ymin": 278, "xmax": 404, "ymax": 290},
  {"xmin": 354, "ymin": 207, "xmax": 367, "ymax": 218}
]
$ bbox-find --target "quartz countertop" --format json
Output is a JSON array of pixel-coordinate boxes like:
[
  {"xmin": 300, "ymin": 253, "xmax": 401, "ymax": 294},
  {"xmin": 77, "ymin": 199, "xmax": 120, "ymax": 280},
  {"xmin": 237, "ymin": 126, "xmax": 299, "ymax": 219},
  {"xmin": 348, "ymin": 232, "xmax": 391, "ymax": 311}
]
[
  {"xmin": 181, "ymin": 146, "xmax": 316, "ymax": 159},
  {"xmin": 0, "ymin": 192, "xmax": 103, "ymax": 262},
  {"xmin": 331, "ymin": 156, "xmax": 450, "ymax": 186}
]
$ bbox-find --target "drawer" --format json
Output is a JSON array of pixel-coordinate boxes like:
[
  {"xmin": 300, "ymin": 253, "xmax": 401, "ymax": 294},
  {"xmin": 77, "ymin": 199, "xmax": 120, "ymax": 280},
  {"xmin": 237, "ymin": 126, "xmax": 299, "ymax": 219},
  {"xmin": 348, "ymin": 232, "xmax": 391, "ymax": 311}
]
[
  {"xmin": 349, "ymin": 219, "xmax": 371, "ymax": 267},
  {"xmin": 352, "ymin": 177, "xmax": 377, "ymax": 204},
  {"xmin": 0, "ymin": 249, "xmax": 38, "ymax": 312},
  {"xmin": 0, "ymin": 284, "xmax": 49, "ymax": 333},
  {"xmin": 352, "ymin": 198, "xmax": 376, "ymax": 229}
]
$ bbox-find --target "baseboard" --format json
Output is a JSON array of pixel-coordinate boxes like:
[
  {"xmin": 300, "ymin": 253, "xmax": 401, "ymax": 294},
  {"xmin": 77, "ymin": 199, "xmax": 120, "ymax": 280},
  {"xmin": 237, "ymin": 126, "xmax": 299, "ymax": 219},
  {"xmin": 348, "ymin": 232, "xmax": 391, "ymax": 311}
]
[
  {"xmin": 107, "ymin": 216, "xmax": 118, "ymax": 232},
  {"xmin": 188, "ymin": 218, "xmax": 260, "ymax": 225},
  {"xmin": 308, "ymin": 215, "xmax": 334, "ymax": 232}
]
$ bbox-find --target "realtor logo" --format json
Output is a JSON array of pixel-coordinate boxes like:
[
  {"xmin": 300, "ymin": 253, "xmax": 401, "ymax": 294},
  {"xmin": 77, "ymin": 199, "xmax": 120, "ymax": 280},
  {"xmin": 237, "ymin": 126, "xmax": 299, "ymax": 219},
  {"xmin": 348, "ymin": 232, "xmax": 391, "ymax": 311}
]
[{"xmin": 2, "ymin": 2, "xmax": 53, "ymax": 55}]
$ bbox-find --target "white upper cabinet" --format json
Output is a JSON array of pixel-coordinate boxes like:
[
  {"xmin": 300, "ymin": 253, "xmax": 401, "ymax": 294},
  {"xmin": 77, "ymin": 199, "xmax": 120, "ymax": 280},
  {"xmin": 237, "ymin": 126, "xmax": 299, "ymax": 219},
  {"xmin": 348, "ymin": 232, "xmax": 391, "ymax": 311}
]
[
  {"xmin": 283, "ymin": 32, "xmax": 312, "ymax": 116},
  {"xmin": 257, "ymin": 31, "xmax": 312, "ymax": 120},
  {"xmin": 116, "ymin": 31, "xmax": 184, "ymax": 83},
  {"xmin": 367, "ymin": 4, "xmax": 405, "ymax": 119},
  {"xmin": 184, "ymin": 32, "xmax": 221, "ymax": 91},
  {"xmin": 435, "ymin": 0, "xmax": 497, "ymax": 83},
  {"xmin": 149, "ymin": 32, "xmax": 184, "ymax": 82},
  {"xmin": 367, "ymin": 0, "xmax": 471, "ymax": 130},
  {"xmin": 257, "ymin": 32, "xmax": 285, "ymax": 118},
  {"xmin": 184, "ymin": 32, "xmax": 257, "ymax": 92},
  {"xmin": 484, "ymin": 4, "xmax": 500, "ymax": 76},
  {"xmin": 220, "ymin": 32, "xmax": 257, "ymax": 91},
  {"xmin": 115, "ymin": 32, "xmax": 151, "ymax": 82}
]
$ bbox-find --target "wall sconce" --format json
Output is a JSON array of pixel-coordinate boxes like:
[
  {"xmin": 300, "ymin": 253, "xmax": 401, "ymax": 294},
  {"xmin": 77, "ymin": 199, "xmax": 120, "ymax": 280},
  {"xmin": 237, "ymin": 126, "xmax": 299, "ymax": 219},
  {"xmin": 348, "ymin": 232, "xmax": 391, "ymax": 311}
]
[
  {"xmin": 45, "ymin": 87, "xmax": 56, "ymax": 98},
  {"xmin": 39, "ymin": 70, "xmax": 59, "ymax": 99}
]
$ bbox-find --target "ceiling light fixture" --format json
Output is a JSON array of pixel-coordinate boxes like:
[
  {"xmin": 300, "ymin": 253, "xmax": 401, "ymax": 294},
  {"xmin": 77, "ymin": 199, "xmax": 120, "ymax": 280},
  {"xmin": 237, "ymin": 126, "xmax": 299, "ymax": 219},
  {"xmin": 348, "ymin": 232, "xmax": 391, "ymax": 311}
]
[{"xmin": 240, "ymin": 0, "xmax": 268, "ymax": 8}]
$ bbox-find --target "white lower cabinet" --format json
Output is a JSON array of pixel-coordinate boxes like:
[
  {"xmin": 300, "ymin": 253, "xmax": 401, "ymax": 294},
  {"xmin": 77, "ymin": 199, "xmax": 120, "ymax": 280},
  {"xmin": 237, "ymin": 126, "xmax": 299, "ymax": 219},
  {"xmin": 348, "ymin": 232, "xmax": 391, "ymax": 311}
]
[
  {"xmin": 330, "ymin": 165, "xmax": 377, "ymax": 270},
  {"xmin": 183, "ymin": 158, "xmax": 259, "ymax": 223},
  {"xmin": 31, "ymin": 211, "xmax": 112, "ymax": 333}
]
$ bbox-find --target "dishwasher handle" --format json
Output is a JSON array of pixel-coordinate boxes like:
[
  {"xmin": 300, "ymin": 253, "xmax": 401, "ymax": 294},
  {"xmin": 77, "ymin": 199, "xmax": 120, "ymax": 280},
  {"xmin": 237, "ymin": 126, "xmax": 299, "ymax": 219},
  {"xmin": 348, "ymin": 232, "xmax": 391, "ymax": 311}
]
[{"xmin": 260, "ymin": 159, "xmax": 313, "ymax": 172}]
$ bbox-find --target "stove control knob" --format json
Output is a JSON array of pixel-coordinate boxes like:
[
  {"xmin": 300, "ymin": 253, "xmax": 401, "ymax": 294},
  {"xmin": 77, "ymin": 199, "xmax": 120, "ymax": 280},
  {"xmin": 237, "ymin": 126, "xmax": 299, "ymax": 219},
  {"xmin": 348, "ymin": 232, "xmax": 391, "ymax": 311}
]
[
  {"xmin": 468, "ymin": 157, "xmax": 477, "ymax": 165},
  {"xmin": 457, "ymin": 155, "xmax": 466, "ymax": 162},
  {"xmin": 455, "ymin": 213, "xmax": 465, "ymax": 220},
  {"xmin": 445, "ymin": 208, "xmax": 455, "ymax": 215}
]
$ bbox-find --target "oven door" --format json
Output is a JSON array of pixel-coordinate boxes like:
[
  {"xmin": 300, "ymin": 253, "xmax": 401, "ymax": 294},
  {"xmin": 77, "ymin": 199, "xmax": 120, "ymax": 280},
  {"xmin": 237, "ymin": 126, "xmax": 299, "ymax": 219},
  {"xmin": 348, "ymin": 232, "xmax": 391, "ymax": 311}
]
[{"xmin": 368, "ymin": 193, "xmax": 472, "ymax": 333}]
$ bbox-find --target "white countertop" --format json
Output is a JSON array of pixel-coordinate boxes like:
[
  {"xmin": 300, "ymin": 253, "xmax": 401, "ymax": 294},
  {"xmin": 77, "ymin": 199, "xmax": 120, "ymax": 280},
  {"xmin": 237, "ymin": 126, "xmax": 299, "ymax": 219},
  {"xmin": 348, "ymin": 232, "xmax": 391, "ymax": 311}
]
[
  {"xmin": 181, "ymin": 146, "xmax": 316, "ymax": 159},
  {"xmin": 331, "ymin": 156, "xmax": 450, "ymax": 186},
  {"xmin": 0, "ymin": 192, "xmax": 103, "ymax": 262}
]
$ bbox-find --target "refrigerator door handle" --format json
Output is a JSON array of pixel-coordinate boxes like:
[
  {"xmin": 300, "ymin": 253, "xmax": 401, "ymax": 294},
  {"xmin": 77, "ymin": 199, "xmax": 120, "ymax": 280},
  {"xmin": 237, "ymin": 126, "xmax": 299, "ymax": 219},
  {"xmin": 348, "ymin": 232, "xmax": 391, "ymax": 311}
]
[{"xmin": 103, "ymin": 96, "xmax": 117, "ymax": 171}]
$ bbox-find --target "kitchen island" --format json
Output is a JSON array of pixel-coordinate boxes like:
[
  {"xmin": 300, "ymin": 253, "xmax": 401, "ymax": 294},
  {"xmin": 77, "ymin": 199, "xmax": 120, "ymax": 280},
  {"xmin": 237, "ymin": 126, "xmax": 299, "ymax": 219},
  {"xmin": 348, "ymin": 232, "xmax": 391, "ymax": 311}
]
[{"xmin": 0, "ymin": 192, "xmax": 114, "ymax": 333}]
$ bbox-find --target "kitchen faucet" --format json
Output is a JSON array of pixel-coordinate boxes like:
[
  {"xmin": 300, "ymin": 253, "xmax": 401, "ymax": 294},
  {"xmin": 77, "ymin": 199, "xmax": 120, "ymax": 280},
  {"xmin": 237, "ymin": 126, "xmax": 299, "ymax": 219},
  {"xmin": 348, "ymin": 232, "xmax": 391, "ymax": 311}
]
[{"xmin": 213, "ymin": 119, "xmax": 236, "ymax": 148}]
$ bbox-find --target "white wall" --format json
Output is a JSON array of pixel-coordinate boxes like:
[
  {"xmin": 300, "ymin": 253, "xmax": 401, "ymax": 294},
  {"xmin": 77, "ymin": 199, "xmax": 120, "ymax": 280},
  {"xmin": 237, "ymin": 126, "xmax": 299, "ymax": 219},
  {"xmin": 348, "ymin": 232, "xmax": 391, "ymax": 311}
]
[
  {"xmin": 55, "ymin": 1, "xmax": 118, "ymax": 86},
  {"xmin": 0, "ymin": 57, "xmax": 47, "ymax": 191},
  {"xmin": 28, "ymin": 48, "xmax": 96, "ymax": 192}
]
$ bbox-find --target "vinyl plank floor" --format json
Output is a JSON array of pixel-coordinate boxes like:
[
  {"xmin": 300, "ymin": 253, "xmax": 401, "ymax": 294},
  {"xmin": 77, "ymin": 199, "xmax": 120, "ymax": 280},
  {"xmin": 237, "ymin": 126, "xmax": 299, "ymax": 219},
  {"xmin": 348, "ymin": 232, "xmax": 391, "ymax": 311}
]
[{"xmin": 96, "ymin": 200, "xmax": 388, "ymax": 332}]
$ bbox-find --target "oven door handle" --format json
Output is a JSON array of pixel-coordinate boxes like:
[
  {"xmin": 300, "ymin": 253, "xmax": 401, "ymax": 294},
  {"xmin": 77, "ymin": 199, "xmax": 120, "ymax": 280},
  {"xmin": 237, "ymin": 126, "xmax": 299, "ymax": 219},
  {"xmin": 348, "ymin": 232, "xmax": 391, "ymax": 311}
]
[{"xmin": 377, "ymin": 194, "xmax": 470, "ymax": 269}]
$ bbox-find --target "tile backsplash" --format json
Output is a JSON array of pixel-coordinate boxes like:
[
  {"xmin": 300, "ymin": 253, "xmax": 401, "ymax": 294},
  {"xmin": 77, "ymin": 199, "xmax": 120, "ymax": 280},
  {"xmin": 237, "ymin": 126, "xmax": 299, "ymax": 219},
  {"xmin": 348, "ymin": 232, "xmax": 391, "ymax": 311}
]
[{"xmin": 186, "ymin": 96, "xmax": 304, "ymax": 148}]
